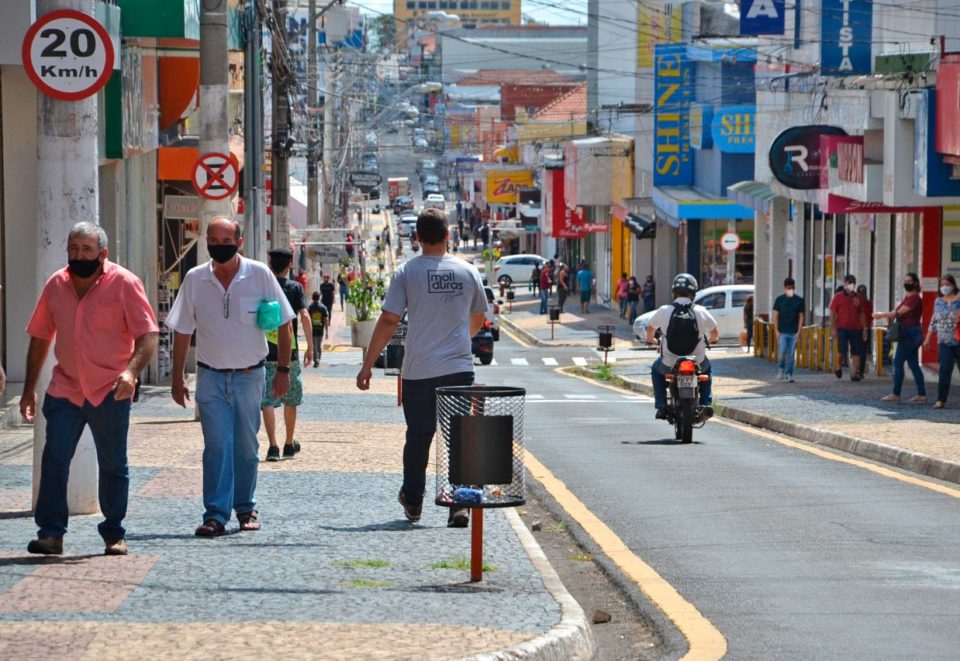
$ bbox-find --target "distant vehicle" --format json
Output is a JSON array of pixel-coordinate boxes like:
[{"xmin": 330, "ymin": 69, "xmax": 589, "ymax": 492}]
[
  {"xmin": 396, "ymin": 213, "xmax": 418, "ymax": 238},
  {"xmin": 413, "ymin": 137, "xmax": 429, "ymax": 152},
  {"xmin": 471, "ymin": 325, "xmax": 494, "ymax": 365},
  {"xmin": 417, "ymin": 159, "xmax": 437, "ymax": 178},
  {"xmin": 632, "ymin": 284, "xmax": 755, "ymax": 342},
  {"xmin": 422, "ymin": 184, "xmax": 441, "ymax": 198},
  {"xmin": 412, "ymin": 128, "xmax": 426, "ymax": 141},
  {"xmin": 483, "ymin": 285, "xmax": 501, "ymax": 341},
  {"xmin": 387, "ymin": 176, "xmax": 410, "ymax": 202},
  {"xmin": 392, "ymin": 195, "xmax": 414, "ymax": 213},
  {"xmin": 364, "ymin": 132, "xmax": 378, "ymax": 148},
  {"xmin": 492, "ymin": 254, "xmax": 548, "ymax": 286},
  {"xmin": 422, "ymin": 174, "xmax": 440, "ymax": 187},
  {"xmin": 424, "ymin": 193, "xmax": 445, "ymax": 210}
]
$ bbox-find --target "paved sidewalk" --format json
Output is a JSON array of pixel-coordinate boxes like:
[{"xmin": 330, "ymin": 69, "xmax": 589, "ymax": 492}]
[
  {"xmin": 500, "ymin": 294, "xmax": 960, "ymax": 484},
  {"xmin": 0, "ymin": 351, "xmax": 594, "ymax": 659}
]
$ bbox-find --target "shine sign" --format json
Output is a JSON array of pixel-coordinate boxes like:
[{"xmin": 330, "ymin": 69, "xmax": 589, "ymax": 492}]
[
  {"xmin": 653, "ymin": 44, "xmax": 693, "ymax": 186},
  {"xmin": 711, "ymin": 106, "xmax": 756, "ymax": 153}
]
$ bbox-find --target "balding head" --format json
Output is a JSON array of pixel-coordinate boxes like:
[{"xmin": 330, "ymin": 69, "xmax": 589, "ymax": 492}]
[{"xmin": 207, "ymin": 216, "xmax": 242, "ymax": 241}]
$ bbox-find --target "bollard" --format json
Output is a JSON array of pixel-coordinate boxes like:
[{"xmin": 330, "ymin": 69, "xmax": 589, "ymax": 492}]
[{"xmin": 875, "ymin": 327, "xmax": 885, "ymax": 377}]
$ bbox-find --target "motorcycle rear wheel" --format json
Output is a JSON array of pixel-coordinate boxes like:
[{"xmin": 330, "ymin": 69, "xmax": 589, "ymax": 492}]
[{"xmin": 679, "ymin": 398, "xmax": 695, "ymax": 443}]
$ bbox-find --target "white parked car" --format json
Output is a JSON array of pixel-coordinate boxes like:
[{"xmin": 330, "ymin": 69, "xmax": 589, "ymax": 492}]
[
  {"xmin": 424, "ymin": 193, "xmax": 445, "ymax": 209},
  {"xmin": 633, "ymin": 284, "xmax": 754, "ymax": 342},
  {"xmin": 396, "ymin": 212, "xmax": 418, "ymax": 238},
  {"xmin": 492, "ymin": 254, "xmax": 548, "ymax": 286}
]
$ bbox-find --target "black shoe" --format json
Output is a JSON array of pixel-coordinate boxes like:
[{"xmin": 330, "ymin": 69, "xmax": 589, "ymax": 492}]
[
  {"xmin": 27, "ymin": 537, "xmax": 63, "ymax": 555},
  {"xmin": 398, "ymin": 490, "xmax": 422, "ymax": 523},
  {"xmin": 266, "ymin": 446, "xmax": 280, "ymax": 462},
  {"xmin": 283, "ymin": 440, "xmax": 301, "ymax": 458},
  {"xmin": 851, "ymin": 375, "xmax": 861, "ymax": 382},
  {"xmin": 313, "ymin": 361, "xmax": 319, "ymax": 368},
  {"xmin": 655, "ymin": 407, "xmax": 668, "ymax": 420},
  {"xmin": 835, "ymin": 368, "xmax": 843, "ymax": 379},
  {"xmin": 447, "ymin": 508, "xmax": 469, "ymax": 528}
]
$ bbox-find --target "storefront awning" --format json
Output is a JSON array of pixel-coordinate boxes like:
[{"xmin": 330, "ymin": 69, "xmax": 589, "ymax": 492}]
[
  {"xmin": 727, "ymin": 180, "xmax": 777, "ymax": 213},
  {"xmin": 653, "ymin": 186, "xmax": 754, "ymax": 220},
  {"xmin": 625, "ymin": 213, "xmax": 655, "ymax": 239}
]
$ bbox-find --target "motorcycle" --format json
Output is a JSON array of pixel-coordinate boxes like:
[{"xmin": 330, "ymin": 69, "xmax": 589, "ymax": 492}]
[
  {"xmin": 471, "ymin": 322, "xmax": 494, "ymax": 365},
  {"xmin": 654, "ymin": 330, "xmax": 712, "ymax": 443}
]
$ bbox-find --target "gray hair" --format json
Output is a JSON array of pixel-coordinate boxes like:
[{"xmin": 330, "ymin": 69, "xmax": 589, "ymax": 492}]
[
  {"xmin": 208, "ymin": 216, "xmax": 244, "ymax": 239},
  {"xmin": 68, "ymin": 222, "xmax": 108, "ymax": 250}
]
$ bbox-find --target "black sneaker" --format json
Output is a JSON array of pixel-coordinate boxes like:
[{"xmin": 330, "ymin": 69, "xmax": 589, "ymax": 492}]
[
  {"xmin": 266, "ymin": 446, "xmax": 280, "ymax": 462},
  {"xmin": 835, "ymin": 368, "xmax": 843, "ymax": 379},
  {"xmin": 447, "ymin": 508, "xmax": 469, "ymax": 528},
  {"xmin": 398, "ymin": 490, "xmax": 422, "ymax": 522},
  {"xmin": 655, "ymin": 407, "xmax": 668, "ymax": 420},
  {"xmin": 283, "ymin": 440, "xmax": 301, "ymax": 458},
  {"xmin": 851, "ymin": 375, "xmax": 861, "ymax": 382}
]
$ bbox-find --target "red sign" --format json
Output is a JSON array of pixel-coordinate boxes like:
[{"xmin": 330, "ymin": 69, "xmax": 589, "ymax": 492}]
[
  {"xmin": 22, "ymin": 9, "xmax": 115, "ymax": 101},
  {"xmin": 820, "ymin": 194, "xmax": 925, "ymax": 214},
  {"xmin": 548, "ymin": 169, "xmax": 586, "ymax": 238},
  {"xmin": 836, "ymin": 137, "xmax": 864, "ymax": 183},
  {"xmin": 192, "ymin": 152, "xmax": 240, "ymax": 201}
]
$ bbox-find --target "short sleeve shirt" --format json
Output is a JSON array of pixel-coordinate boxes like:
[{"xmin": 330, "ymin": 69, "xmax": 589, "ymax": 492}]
[
  {"xmin": 26, "ymin": 261, "xmax": 159, "ymax": 407},
  {"xmin": 647, "ymin": 298, "xmax": 719, "ymax": 367},
  {"xmin": 164, "ymin": 257, "xmax": 295, "ymax": 369},
  {"xmin": 576, "ymin": 269, "xmax": 592, "ymax": 291},
  {"xmin": 773, "ymin": 294, "xmax": 805, "ymax": 333},
  {"xmin": 896, "ymin": 293, "xmax": 923, "ymax": 328},
  {"xmin": 266, "ymin": 277, "xmax": 307, "ymax": 362},
  {"xmin": 829, "ymin": 291, "xmax": 865, "ymax": 330},
  {"xmin": 382, "ymin": 254, "xmax": 488, "ymax": 380}
]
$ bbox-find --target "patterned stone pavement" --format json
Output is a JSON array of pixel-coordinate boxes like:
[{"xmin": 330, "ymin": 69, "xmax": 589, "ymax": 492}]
[{"xmin": 0, "ymin": 355, "xmax": 579, "ymax": 659}]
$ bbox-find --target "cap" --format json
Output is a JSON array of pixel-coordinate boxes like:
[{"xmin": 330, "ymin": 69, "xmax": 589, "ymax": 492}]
[{"xmin": 268, "ymin": 248, "xmax": 293, "ymax": 258}]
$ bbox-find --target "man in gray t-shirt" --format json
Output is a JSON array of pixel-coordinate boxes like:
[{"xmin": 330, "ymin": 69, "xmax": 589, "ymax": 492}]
[{"xmin": 357, "ymin": 208, "xmax": 487, "ymax": 528}]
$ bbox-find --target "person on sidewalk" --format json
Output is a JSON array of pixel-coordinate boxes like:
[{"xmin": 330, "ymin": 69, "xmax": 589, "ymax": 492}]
[
  {"xmin": 308, "ymin": 291, "xmax": 330, "ymax": 364},
  {"xmin": 262, "ymin": 248, "xmax": 312, "ymax": 463},
  {"xmin": 626, "ymin": 276, "xmax": 641, "ymax": 324},
  {"xmin": 923, "ymin": 274, "xmax": 960, "ymax": 409},
  {"xmin": 645, "ymin": 273, "xmax": 719, "ymax": 422},
  {"xmin": 772, "ymin": 278, "xmax": 805, "ymax": 382},
  {"xmin": 22, "ymin": 222, "xmax": 159, "ymax": 556},
  {"xmin": 616, "ymin": 273, "xmax": 629, "ymax": 319},
  {"xmin": 320, "ymin": 273, "xmax": 337, "ymax": 327},
  {"xmin": 356, "ymin": 208, "xmax": 487, "ymax": 529},
  {"xmin": 531, "ymin": 263, "xmax": 541, "ymax": 297},
  {"xmin": 538, "ymin": 261, "xmax": 553, "ymax": 314},
  {"xmin": 642, "ymin": 276, "xmax": 656, "ymax": 313},
  {"xmin": 166, "ymin": 217, "xmax": 295, "ymax": 537},
  {"xmin": 556, "ymin": 262, "xmax": 570, "ymax": 313},
  {"xmin": 829, "ymin": 274, "xmax": 868, "ymax": 381},
  {"xmin": 874, "ymin": 272, "xmax": 926, "ymax": 403},
  {"xmin": 577, "ymin": 262, "xmax": 594, "ymax": 314},
  {"xmin": 856, "ymin": 284, "xmax": 874, "ymax": 379},
  {"xmin": 337, "ymin": 271, "xmax": 348, "ymax": 311},
  {"xmin": 743, "ymin": 295, "xmax": 754, "ymax": 352}
]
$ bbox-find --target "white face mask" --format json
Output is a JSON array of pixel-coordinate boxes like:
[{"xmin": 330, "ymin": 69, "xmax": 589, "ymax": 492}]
[
  {"xmin": 942, "ymin": 286, "xmax": 955, "ymax": 296},
  {"xmin": 845, "ymin": 284, "xmax": 855, "ymax": 293},
  {"xmin": 785, "ymin": 289, "xmax": 795, "ymax": 297}
]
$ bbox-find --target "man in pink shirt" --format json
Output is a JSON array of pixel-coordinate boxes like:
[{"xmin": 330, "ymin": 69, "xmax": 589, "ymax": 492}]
[{"xmin": 21, "ymin": 222, "xmax": 158, "ymax": 556}]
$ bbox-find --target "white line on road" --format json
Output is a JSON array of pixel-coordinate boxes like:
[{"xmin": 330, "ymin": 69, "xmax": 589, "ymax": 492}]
[
  {"xmin": 510, "ymin": 358, "xmax": 529, "ymax": 366},
  {"xmin": 542, "ymin": 357, "xmax": 559, "ymax": 366},
  {"xmin": 572, "ymin": 357, "xmax": 588, "ymax": 366},
  {"xmin": 564, "ymin": 394, "xmax": 597, "ymax": 399},
  {"xmin": 526, "ymin": 394, "xmax": 544, "ymax": 399}
]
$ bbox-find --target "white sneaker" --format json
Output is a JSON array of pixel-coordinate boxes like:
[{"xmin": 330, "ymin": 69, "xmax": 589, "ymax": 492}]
[{"xmin": 777, "ymin": 369, "xmax": 784, "ymax": 381}]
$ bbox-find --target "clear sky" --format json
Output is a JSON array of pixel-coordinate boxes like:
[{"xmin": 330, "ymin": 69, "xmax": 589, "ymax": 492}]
[{"xmin": 351, "ymin": 0, "xmax": 590, "ymax": 25}]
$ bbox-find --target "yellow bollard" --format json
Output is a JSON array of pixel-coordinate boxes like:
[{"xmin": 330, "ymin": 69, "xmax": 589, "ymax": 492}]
[{"xmin": 875, "ymin": 327, "xmax": 885, "ymax": 377}]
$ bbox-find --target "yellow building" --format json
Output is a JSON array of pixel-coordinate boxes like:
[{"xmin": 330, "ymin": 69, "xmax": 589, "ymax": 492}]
[{"xmin": 394, "ymin": 0, "xmax": 521, "ymax": 28}]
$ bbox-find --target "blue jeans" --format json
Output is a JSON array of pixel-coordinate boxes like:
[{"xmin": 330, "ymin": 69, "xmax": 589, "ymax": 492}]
[
  {"xmin": 36, "ymin": 393, "xmax": 132, "ymax": 541},
  {"xmin": 618, "ymin": 297, "xmax": 628, "ymax": 318},
  {"xmin": 628, "ymin": 300, "xmax": 639, "ymax": 324},
  {"xmin": 195, "ymin": 366, "xmax": 265, "ymax": 525},
  {"xmin": 539, "ymin": 289, "xmax": 549, "ymax": 314},
  {"xmin": 652, "ymin": 357, "xmax": 712, "ymax": 409},
  {"xmin": 893, "ymin": 325, "xmax": 925, "ymax": 397},
  {"xmin": 778, "ymin": 332, "xmax": 798, "ymax": 377},
  {"xmin": 937, "ymin": 342, "xmax": 960, "ymax": 403},
  {"xmin": 400, "ymin": 371, "xmax": 474, "ymax": 506}
]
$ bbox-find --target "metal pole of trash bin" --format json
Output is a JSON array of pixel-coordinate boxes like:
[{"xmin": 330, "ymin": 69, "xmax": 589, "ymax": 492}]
[
  {"xmin": 471, "ymin": 508, "xmax": 484, "ymax": 582},
  {"xmin": 598, "ymin": 325, "xmax": 614, "ymax": 365},
  {"xmin": 506, "ymin": 287, "xmax": 515, "ymax": 314}
]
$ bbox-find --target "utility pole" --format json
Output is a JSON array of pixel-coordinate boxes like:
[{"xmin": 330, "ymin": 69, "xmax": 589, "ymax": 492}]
[
  {"xmin": 199, "ymin": 0, "xmax": 231, "ymax": 253},
  {"xmin": 307, "ymin": 0, "xmax": 320, "ymax": 232},
  {"xmin": 244, "ymin": 1, "xmax": 264, "ymax": 262},
  {"xmin": 322, "ymin": 49, "xmax": 337, "ymax": 228},
  {"xmin": 32, "ymin": 0, "xmax": 99, "ymax": 513},
  {"xmin": 271, "ymin": 0, "xmax": 291, "ymax": 249}
]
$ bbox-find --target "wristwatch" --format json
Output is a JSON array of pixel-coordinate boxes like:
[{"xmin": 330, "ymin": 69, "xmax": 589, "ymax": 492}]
[{"xmin": 276, "ymin": 365, "xmax": 291, "ymax": 374}]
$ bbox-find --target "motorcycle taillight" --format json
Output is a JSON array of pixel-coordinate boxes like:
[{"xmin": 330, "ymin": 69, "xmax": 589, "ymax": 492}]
[{"xmin": 678, "ymin": 360, "xmax": 697, "ymax": 375}]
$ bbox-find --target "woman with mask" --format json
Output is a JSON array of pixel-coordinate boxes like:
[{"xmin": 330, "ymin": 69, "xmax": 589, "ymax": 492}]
[
  {"xmin": 626, "ymin": 276, "xmax": 641, "ymax": 324},
  {"xmin": 923, "ymin": 274, "xmax": 960, "ymax": 409},
  {"xmin": 874, "ymin": 273, "xmax": 926, "ymax": 403}
]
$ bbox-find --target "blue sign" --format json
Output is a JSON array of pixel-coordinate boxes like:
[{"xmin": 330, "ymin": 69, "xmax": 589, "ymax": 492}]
[
  {"xmin": 739, "ymin": 0, "xmax": 785, "ymax": 35},
  {"xmin": 711, "ymin": 105, "xmax": 756, "ymax": 153},
  {"xmin": 820, "ymin": 0, "xmax": 873, "ymax": 76},
  {"xmin": 653, "ymin": 44, "xmax": 694, "ymax": 186},
  {"xmin": 915, "ymin": 89, "xmax": 960, "ymax": 197},
  {"xmin": 689, "ymin": 104, "xmax": 713, "ymax": 150}
]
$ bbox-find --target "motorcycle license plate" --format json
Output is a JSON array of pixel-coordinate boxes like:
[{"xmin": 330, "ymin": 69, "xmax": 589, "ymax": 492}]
[{"xmin": 677, "ymin": 375, "xmax": 696, "ymax": 389}]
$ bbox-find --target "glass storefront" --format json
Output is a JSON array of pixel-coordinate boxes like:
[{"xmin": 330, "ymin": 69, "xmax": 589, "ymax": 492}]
[{"xmin": 699, "ymin": 219, "xmax": 754, "ymax": 286}]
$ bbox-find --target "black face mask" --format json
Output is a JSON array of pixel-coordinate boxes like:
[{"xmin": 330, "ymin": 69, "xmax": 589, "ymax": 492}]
[
  {"xmin": 208, "ymin": 244, "xmax": 239, "ymax": 264},
  {"xmin": 903, "ymin": 282, "xmax": 915, "ymax": 292},
  {"xmin": 68, "ymin": 257, "xmax": 102, "ymax": 279}
]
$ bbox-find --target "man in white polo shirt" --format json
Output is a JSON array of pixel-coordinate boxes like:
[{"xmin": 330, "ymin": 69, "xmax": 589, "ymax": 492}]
[{"xmin": 166, "ymin": 217, "xmax": 295, "ymax": 537}]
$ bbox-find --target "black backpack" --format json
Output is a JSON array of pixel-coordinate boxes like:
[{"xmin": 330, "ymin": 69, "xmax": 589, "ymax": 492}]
[{"xmin": 666, "ymin": 303, "xmax": 700, "ymax": 355}]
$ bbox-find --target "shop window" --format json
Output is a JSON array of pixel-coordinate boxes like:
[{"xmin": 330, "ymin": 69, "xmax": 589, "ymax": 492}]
[
  {"xmin": 480, "ymin": 1, "xmax": 491, "ymax": 8},
  {"xmin": 698, "ymin": 292, "xmax": 727, "ymax": 310},
  {"xmin": 407, "ymin": 1, "xmax": 415, "ymax": 7},
  {"xmin": 501, "ymin": 0, "xmax": 511, "ymax": 7}
]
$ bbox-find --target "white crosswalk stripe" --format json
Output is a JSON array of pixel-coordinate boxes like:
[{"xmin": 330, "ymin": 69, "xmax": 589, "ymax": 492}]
[
  {"xmin": 542, "ymin": 357, "xmax": 559, "ymax": 366},
  {"xmin": 572, "ymin": 357, "xmax": 588, "ymax": 366},
  {"xmin": 564, "ymin": 394, "xmax": 597, "ymax": 399},
  {"xmin": 510, "ymin": 358, "xmax": 529, "ymax": 366}
]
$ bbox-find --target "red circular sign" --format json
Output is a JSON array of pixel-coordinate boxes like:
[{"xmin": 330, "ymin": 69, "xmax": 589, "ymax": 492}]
[
  {"xmin": 192, "ymin": 153, "xmax": 240, "ymax": 201},
  {"xmin": 21, "ymin": 9, "xmax": 115, "ymax": 101}
]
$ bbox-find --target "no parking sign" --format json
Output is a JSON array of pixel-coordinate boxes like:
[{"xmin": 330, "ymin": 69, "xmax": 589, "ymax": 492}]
[{"xmin": 192, "ymin": 153, "xmax": 240, "ymax": 201}]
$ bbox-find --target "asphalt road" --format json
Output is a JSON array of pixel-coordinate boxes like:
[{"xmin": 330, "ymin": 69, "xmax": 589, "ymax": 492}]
[{"xmin": 485, "ymin": 333, "xmax": 960, "ymax": 658}]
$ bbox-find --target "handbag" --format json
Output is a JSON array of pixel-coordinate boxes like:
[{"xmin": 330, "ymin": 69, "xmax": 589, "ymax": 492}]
[{"xmin": 886, "ymin": 316, "xmax": 902, "ymax": 343}]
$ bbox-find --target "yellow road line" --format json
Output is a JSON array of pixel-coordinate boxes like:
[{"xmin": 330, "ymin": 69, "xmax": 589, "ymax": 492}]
[
  {"xmin": 500, "ymin": 323, "xmax": 531, "ymax": 348},
  {"xmin": 714, "ymin": 418, "xmax": 960, "ymax": 499},
  {"xmin": 525, "ymin": 451, "xmax": 727, "ymax": 660}
]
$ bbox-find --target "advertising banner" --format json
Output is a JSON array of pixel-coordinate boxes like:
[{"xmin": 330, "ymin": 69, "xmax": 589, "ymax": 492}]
[
  {"xmin": 485, "ymin": 169, "xmax": 533, "ymax": 205},
  {"xmin": 548, "ymin": 168, "xmax": 585, "ymax": 239},
  {"xmin": 820, "ymin": 0, "xmax": 873, "ymax": 76},
  {"xmin": 739, "ymin": 0, "xmax": 785, "ymax": 35},
  {"xmin": 711, "ymin": 105, "xmax": 755, "ymax": 153},
  {"xmin": 769, "ymin": 125, "xmax": 847, "ymax": 190},
  {"xmin": 653, "ymin": 43, "xmax": 693, "ymax": 186},
  {"xmin": 637, "ymin": 2, "xmax": 681, "ymax": 69}
]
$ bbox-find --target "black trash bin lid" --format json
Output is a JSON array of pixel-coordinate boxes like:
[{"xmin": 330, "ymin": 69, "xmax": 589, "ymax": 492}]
[{"xmin": 436, "ymin": 385, "xmax": 526, "ymax": 398}]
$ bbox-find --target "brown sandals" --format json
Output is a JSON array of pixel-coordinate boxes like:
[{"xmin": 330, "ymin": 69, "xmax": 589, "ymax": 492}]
[
  {"xmin": 237, "ymin": 510, "xmax": 260, "ymax": 532},
  {"xmin": 195, "ymin": 519, "xmax": 226, "ymax": 537}
]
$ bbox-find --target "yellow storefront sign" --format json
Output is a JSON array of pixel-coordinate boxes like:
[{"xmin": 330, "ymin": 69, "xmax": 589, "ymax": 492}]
[
  {"xmin": 637, "ymin": 2, "xmax": 681, "ymax": 69},
  {"xmin": 485, "ymin": 170, "xmax": 534, "ymax": 204}
]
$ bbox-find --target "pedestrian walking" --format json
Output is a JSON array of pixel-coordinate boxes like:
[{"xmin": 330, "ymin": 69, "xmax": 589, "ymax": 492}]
[
  {"xmin": 531, "ymin": 263, "xmax": 541, "ymax": 296},
  {"xmin": 772, "ymin": 278, "xmax": 805, "ymax": 382},
  {"xmin": 577, "ymin": 262, "xmax": 594, "ymax": 314},
  {"xmin": 455, "ymin": 199, "xmax": 463, "ymax": 223},
  {"xmin": 480, "ymin": 222, "xmax": 490, "ymax": 249},
  {"xmin": 308, "ymin": 292, "xmax": 330, "ymax": 364},
  {"xmin": 22, "ymin": 222, "xmax": 159, "ymax": 556},
  {"xmin": 166, "ymin": 217, "xmax": 295, "ymax": 537},
  {"xmin": 295, "ymin": 270, "xmax": 308, "ymax": 292},
  {"xmin": 262, "ymin": 248, "xmax": 313, "ymax": 463},
  {"xmin": 642, "ymin": 276, "xmax": 656, "ymax": 312},
  {"xmin": 829, "ymin": 274, "xmax": 868, "ymax": 381},
  {"xmin": 337, "ymin": 271, "xmax": 348, "ymax": 310},
  {"xmin": 856, "ymin": 284, "xmax": 873, "ymax": 378},
  {"xmin": 626, "ymin": 276, "xmax": 641, "ymax": 324},
  {"xmin": 923, "ymin": 274, "xmax": 960, "ymax": 409},
  {"xmin": 320, "ymin": 273, "xmax": 337, "ymax": 325},
  {"xmin": 556, "ymin": 263, "xmax": 570, "ymax": 312},
  {"xmin": 874, "ymin": 272, "xmax": 926, "ymax": 403},
  {"xmin": 538, "ymin": 261, "xmax": 553, "ymax": 314},
  {"xmin": 743, "ymin": 294, "xmax": 754, "ymax": 352},
  {"xmin": 356, "ymin": 208, "xmax": 488, "ymax": 528},
  {"xmin": 616, "ymin": 273, "xmax": 629, "ymax": 319}
]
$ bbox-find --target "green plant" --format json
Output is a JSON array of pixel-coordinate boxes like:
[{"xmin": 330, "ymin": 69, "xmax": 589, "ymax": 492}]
[
  {"xmin": 429, "ymin": 557, "xmax": 497, "ymax": 572},
  {"xmin": 347, "ymin": 276, "xmax": 385, "ymax": 322},
  {"xmin": 343, "ymin": 579, "xmax": 393, "ymax": 588},
  {"xmin": 594, "ymin": 363, "xmax": 614, "ymax": 381},
  {"xmin": 336, "ymin": 559, "xmax": 391, "ymax": 568}
]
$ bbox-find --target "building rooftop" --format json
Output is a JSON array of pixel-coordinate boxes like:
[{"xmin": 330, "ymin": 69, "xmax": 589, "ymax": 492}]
[
  {"xmin": 455, "ymin": 68, "xmax": 577, "ymax": 87},
  {"xmin": 530, "ymin": 82, "xmax": 587, "ymax": 121}
]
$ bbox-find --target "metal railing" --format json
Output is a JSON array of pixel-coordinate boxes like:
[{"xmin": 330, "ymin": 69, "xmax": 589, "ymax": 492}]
[{"xmin": 752, "ymin": 320, "xmax": 888, "ymax": 376}]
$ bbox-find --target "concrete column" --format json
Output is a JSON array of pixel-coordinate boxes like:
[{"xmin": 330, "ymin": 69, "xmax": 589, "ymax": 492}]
[
  {"xmin": 791, "ymin": 201, "xmax": 805, "ymax": 294},
  {"xmin": 199, "ymin": 0, "xmax": 232, "ymax": 253},
  {"xmin": 653, "ymin": 219, "xmax": 678, "ymax": 306},
  {"xmin": 873, "ymin": 215, "xmax": 893, "ymax": 312},
  {"xmin": 769, "ymin": 198, "xmax": 789, "ymax": 310},
  {"xmin": 33, "ymin": 0, "xmax": 100, "ymax": 514},
  {"xmin": 753, "ymin": 210, "xmax": 771, "ymax": 314}
]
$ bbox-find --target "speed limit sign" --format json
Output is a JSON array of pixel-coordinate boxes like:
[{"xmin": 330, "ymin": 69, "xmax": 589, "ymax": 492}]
[{"xmin": 21, "ymin": 9, "xmax": 114, "ymax": 101}]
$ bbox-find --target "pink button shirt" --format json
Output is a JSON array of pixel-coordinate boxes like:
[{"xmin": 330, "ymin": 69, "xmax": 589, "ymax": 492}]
[{"xmin": 26, "ymin": 261, "xmax": 159, "ymax": 407}]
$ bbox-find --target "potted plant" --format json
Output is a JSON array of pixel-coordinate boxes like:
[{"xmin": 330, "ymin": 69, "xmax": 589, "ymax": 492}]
[{"xmin": 347, "ymin": 276, "xmax": 386, "ymax": 347}]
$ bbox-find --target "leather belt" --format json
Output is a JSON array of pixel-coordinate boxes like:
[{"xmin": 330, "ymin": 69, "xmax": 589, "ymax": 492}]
[{"xmin": 197, "ymin": 360, "xmax": 265, "ymax": 373}]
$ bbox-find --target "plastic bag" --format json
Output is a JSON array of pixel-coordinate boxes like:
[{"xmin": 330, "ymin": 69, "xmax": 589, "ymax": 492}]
[{"xmin": 257, "ymin": 300, "xmax": 282, "ymax": 331}]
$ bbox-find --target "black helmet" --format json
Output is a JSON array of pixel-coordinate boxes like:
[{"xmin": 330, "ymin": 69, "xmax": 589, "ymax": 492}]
[{"xmin": 671, "ymin": 273, "xmax": 698, "ymax": 298}]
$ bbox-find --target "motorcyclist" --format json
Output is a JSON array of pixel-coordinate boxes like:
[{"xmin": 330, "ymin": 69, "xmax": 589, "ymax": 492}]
[{"xmin": 645, "ymin": 273, "xmax": 719, "ymax": 421}]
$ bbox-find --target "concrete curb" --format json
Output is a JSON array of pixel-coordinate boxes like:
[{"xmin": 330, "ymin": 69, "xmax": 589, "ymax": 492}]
[
  {"xmin": 499, "ymin": 315, "xmax": 632, "ymax": 351},
  {"xmin": 608, "ymin": 373, "xmax": 960, "ymax": 487},
  {"xmin": 465, "ymin": 508, "xmax": 596, "ymax": 661}
]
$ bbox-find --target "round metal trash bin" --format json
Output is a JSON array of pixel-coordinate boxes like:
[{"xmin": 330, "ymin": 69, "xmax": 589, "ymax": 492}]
[
  {"xmin": 383, "ymin": 324, "xmax": 406, "ymax": 376},
  {"xmin": 435, "ymin": 386, "xmax": 525, "ymax": 509},
  {"xmin": 598, "ymin": 324, "xmax": 615, "ymax": 349}
]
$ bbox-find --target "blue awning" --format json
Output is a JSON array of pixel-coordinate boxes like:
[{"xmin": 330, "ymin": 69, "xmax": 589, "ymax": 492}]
[{"xmin": 653, "ymin": 186, "xmax": 755, "ymax": 220}]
